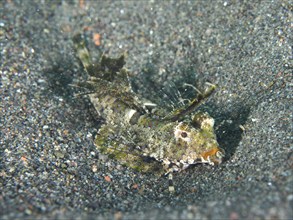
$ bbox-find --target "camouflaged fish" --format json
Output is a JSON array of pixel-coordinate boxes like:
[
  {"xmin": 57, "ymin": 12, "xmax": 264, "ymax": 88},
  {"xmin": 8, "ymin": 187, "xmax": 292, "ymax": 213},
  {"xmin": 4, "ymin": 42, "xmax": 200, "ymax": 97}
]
[{"xmin": 73, "ymin": 34, "xmax": 225, "ymax": 190}]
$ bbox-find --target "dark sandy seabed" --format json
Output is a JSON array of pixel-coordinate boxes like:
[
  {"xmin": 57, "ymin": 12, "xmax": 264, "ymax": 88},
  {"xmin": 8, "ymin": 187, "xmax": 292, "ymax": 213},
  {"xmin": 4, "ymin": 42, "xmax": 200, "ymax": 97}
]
[{"xmin": 0, "ymin": 1, "xmax": 292, "ymax": 219}]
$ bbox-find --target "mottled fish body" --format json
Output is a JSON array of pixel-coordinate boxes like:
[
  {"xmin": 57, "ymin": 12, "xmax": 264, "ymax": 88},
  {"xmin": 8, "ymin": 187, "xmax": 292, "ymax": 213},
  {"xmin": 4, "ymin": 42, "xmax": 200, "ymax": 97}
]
[{"xmin": 73, "ymin": 34, "xmax": 225, "ymax": 177}]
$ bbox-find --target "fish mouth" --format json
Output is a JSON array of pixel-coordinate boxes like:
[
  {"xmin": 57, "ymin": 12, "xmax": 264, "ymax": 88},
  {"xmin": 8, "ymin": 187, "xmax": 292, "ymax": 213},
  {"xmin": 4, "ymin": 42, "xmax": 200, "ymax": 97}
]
[
  {"xmin": 171, "ymin": 147, "xmax": 226, "ymax": 171},
  {"xmin": 211, "ymin": 148, "xmax": 226, "ymax": 164},
  {"xmin": 198, "ymin": 147, "xmax": 225, "ymax": 165}
]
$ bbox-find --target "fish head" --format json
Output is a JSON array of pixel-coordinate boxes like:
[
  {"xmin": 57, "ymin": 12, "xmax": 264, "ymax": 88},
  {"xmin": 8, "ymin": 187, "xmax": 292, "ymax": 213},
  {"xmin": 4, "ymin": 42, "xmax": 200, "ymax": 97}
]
[{"xmin": 163, "ymin": 112, "xmax": 225, "ymax": 172}]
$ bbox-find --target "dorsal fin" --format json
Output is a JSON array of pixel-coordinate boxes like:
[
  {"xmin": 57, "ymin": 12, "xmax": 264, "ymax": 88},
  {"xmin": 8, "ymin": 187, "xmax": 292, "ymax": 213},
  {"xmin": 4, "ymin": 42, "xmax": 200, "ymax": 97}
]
[{"xmin": 162, "ymin": 83, "xmax": 217, "ymax": 122}]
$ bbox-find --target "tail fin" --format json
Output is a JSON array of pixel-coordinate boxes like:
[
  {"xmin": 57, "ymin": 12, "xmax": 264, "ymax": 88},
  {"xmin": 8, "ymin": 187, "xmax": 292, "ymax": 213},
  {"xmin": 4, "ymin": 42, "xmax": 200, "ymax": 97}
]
[
  {"xmin": 73, "ymin": 33, "xmax": 126, "ymax": 82},
  {"xmin": 73, "ymin": 33, "xmax": 96, "ymax": 76}
]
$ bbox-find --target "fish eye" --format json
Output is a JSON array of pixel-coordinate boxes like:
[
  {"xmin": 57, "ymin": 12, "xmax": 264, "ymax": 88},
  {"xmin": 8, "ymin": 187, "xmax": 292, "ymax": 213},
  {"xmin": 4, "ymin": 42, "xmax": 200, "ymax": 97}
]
[{"xmin": 181, "ymin": 132, "xmax": 188, "ymax": 138}]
